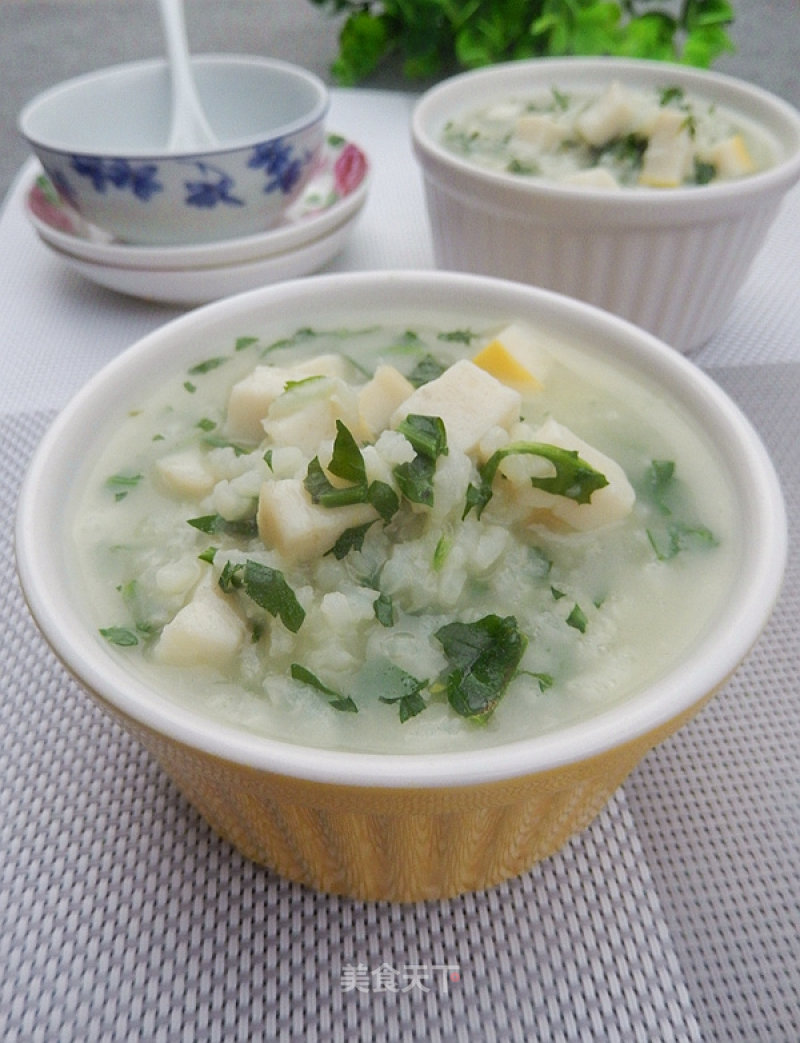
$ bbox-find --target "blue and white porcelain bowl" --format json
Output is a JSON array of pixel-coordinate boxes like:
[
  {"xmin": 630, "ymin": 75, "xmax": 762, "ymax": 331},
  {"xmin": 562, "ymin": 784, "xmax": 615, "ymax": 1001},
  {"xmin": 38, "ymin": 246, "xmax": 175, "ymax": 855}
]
[{"xmin": 19, "ymin": 55, "xmax": 329, "ymax": 246}]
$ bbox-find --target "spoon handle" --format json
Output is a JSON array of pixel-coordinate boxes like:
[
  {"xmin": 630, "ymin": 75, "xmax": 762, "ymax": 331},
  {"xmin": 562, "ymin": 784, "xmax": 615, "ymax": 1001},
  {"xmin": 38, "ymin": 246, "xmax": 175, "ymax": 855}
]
[{"xmin": 158, "ymin": 0, "xmax": 217, "ymax": 151}]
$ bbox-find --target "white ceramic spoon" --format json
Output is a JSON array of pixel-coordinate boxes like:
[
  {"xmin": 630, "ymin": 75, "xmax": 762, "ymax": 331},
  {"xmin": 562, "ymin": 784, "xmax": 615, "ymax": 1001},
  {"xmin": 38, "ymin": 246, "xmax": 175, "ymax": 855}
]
[{"xmin": 158, "ymin": 0, "xmax": 218, "ymax": 150}]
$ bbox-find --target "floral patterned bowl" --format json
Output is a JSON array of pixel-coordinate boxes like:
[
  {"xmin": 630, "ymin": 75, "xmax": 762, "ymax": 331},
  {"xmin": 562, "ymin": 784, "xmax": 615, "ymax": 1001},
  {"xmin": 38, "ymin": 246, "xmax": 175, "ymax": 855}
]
[{"xmin": 18, "ymin": 56, "xmax": 329, "ymax": 246}]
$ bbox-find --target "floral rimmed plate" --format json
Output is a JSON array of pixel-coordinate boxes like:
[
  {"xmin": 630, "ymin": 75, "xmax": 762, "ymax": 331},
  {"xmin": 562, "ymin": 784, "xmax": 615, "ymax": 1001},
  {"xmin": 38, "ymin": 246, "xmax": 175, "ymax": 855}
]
[{"xmin": 25, "ymin": 134, "xmax": 370, "ymax": 272}]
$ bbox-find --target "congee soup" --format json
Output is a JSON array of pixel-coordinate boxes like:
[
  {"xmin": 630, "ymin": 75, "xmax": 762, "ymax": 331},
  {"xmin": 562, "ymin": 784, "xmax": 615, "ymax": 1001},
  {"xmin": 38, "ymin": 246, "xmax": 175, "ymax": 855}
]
[
  {"xmin": 440, "ymin": 80, "xmax": 776, "ymax": 188},
  {"xmin": 71, "ymin": 318, "xmax": 737, "ymax": 753}
]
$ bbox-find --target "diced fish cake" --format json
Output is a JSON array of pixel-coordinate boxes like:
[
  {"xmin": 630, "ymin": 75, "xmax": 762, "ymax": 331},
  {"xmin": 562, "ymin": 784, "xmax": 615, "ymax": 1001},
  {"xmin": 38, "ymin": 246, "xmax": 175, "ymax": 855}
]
[
  {"xmin": 390, "ymin": 359, "xmax": 521, "ymax": 455},
  {"xmin": 257, "ymin": 478, "xmax": 376, "ymax": 563}
]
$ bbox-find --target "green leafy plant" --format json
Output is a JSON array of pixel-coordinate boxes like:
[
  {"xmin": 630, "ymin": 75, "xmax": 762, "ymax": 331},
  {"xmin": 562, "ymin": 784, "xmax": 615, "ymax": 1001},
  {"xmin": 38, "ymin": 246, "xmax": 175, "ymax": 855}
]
[{"xmin": 307, "ymin": 0, "xmax": 736, "ymax": 85}]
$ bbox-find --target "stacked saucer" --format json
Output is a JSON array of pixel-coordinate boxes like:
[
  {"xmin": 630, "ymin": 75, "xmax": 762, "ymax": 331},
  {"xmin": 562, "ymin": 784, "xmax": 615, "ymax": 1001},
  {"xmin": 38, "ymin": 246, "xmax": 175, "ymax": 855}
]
[{"xmin": 24, "ymin": 134, "xmax": 370, "ymax": 305}]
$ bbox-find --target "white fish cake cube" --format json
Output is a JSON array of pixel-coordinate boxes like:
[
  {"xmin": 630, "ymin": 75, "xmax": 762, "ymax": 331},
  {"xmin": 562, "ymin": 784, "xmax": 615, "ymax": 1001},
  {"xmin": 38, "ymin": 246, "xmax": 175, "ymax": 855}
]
[
  {"xmin": 358, "ymin": 364, "xmax": 415, "ymax": 439},
  {"xmin": 639, "ymin": 108, "xmax": 693, "ymax": 187},
  {"xmin": 515, "ymin": 113, "xmax": 565, "ymax": 150},
  {"xmin": 560, "ymin": 167, "xmax": 620, "ymax": 189},
  {"xmin": 155, "ymin": 449, "xmax": 215, "ymax": 499},
  {"xmin": 575, "ymin": 81, "xmax": 640, "ymax": 146},
  {"xmin": 257, "ymin": 478, "xmax": 376, "ymax": 563},
  {"xmin": 528, "ymin": 417, "xmax": 635, "ymax": 530},
  {"xmin": 492, "ymin": 417, "xmax": 634, "ymax": 531},
  {"xmin": 390, "ymin": 359, "xmax": 521, "ymax": 455},
  {"xmin": 263, "ymin": 378, "xmax": 360, "ymax": 455},
  {"xmin": 226, "ymin": 354, "xmax": 351, "ymax": 442},
  {"xmin": 155, "ymin": 575, "xmax": 246, "ymax": 666},
  {"xmin": 702, "ymin": 133, "xmax": 755, "ymax": 179}
]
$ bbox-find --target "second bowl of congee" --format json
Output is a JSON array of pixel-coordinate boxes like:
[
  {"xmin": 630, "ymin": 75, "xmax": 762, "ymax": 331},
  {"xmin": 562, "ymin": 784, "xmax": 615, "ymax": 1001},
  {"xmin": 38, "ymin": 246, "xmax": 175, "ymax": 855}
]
[
  {"xmin": 16, "ymin": 271, "xmax": 786, "ymax": 900},
  {"xmin": 412, "ymin": 57, "xmax": 800, "ymax": 352}
]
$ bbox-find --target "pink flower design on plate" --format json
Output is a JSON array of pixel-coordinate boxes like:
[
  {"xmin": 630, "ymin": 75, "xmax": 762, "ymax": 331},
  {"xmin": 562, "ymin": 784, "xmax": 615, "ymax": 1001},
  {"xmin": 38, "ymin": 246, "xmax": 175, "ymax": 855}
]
[
  {"xmin": 333, "ymin": 144, "xmax": 367, "ymax": 197},
  {"xmin": 28, "ymin": 181, "xmax": 76, "ymax": 234}
]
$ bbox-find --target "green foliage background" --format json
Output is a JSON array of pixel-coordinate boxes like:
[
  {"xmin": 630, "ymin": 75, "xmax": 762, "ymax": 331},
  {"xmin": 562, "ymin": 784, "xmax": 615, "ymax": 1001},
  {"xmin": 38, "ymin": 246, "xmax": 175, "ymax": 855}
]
[{"xmin": 306, "ymin": 0, "xmax": 736, "ymax": 85}]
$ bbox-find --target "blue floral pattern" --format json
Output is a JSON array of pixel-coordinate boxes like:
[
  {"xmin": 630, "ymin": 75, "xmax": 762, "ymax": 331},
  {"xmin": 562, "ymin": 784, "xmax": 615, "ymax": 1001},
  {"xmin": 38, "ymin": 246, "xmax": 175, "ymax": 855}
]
[
  {"xmin": 53, "ymin": 135, "xmax": 316, "ymax": 227},
  {"xmin": 248, "ymin": 139, "xmax": 306, "ymax": 196},
  {"xmin": 70, "ymin": 156, "xmax": 163, "ymax": 201},
  {"xmin": 182, "ymin": 161, "xmax": 244, "ymax": 209}
]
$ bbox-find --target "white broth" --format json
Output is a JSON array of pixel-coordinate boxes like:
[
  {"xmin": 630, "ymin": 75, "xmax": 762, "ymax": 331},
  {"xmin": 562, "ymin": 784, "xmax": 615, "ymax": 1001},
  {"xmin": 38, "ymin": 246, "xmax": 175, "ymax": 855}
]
[
  {"xmin": 440, "ymin": 80, "xmax": 776, "ymax": 188},
  {"xmin": 71, "ymin": 320, "xmax": 738, "ymax": 753}
]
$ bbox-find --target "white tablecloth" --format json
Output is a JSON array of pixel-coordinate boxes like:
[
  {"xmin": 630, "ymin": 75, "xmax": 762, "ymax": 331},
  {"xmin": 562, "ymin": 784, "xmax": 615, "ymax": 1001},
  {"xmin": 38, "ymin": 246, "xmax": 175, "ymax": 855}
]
[{"xmin": 2, "ymin": 88, "xmax": 798, "ymax": 1043}]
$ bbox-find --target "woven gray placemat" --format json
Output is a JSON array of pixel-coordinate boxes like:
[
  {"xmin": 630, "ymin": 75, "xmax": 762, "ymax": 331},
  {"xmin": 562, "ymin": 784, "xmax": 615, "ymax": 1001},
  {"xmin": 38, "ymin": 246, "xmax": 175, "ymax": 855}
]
[
  {"xmin": 1, "ymin": 409, "xmax": 702, "ymax": 1042},
  {"xmin": 625, "ymin": 363, "xmax": 800, "ymax": 1043}
]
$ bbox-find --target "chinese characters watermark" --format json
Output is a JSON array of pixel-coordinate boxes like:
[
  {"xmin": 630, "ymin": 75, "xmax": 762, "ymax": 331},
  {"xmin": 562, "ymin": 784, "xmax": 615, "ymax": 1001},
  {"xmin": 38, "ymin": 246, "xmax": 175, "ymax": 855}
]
[{"xmin": 340, "ymin": 962, "xmax": 461, "ymax": 994}]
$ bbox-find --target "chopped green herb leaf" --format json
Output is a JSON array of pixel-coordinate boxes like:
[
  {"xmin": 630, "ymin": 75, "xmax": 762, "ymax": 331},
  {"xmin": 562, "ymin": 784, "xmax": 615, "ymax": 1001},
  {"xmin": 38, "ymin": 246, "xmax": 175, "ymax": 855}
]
[
  {"xmin": 694, "ymin": 158, "xmax": 716, "ymax": 185},
  {"xmin": 396, "ymin": 414, "xmax": 448, "ymax": 460},
  {"xmin": 566, "ymin": 604, "xmax": 588, "ymax": 633},
  {"xmin": 659, "ymin": 85, "xmax": 685, "ymax": 106},
  {"xmin": 437, "ymin": 329, "xmax": 480, "ymax": 345},
  {"xmin": 528, "ymin": 546, "xmax": 553, "ymax": 577},
  {"xmin": 198, "ymin": 547, "xmax": 217, "ymax": 563},
  {"xmin": 519, "ymin": 669, "xmax": 555, "ymax": 692},
  {"xmin": 189, "ymin": 357, "xmax": 227, "ymax": 375},
  {"xmin": 326, "ymin": 520, "xmax": 376, "ymax": 560},
  {"xmin": 433, "ymin": 534, "xmax": 451, "ymax": 571},
  {"xmin": 407, "ymin": 353, "xmax": 447, "ymax": 388},
  {"xmin": 304, "ymin": 424, "xmax": 400, "ymax": 522},
  {"xmin": 284, "ymin": 374, "xmax": 327, "ymax": 392},
  {"xmin": 106, "ymin": 473, "xmax": 143, "ymax": 491},
  {"xmin": 381, "ymin": 689, "xmax": 427, "ymax": 722},
  {"xmin": 367, "ymin": 480, "xmax": 400, "ymax": 523},
  {"xmin": 290, "ymin": 663, "xmax": 358, "ymax": 712},
  {"xmin": 106, "ymin": 473, "xmax": 143, "ymax": 502},
  {"xmin": 641, "ymin": 460, "xmax": 719, "ymax": 560},
  {"xmin": 645, "ymin": 459, "xmax": 676, "ymax": 515},
  {"xmin": 187, "ymin": 514, "xmax": 259, "ymax": 538},
  {"xmin": 507, "ymin": 158, "xmax": 539, "ymax": 176},
  {"xmin": 183, "ymin": 381, "xmax": 197, "ymax": 394},
  {"xmin": 648, "ymin": 523, "xmax": 719, "ymax": 561},
  {"xmin": 435, "ymin": 614, "xmax": 527, "ymax": 722},
  {"xmin": 220, "ymin": 559, "xmax": 305, "ymax": 633},
  {"xmin": 393, "ymin": 414, "xmax": 448, "ymax": 507},
  {"xmin": 328, "ymin": 419, "xmax": 367, "ymax": 485},
  {"xmin": 99, "ymin": 626, "xmax": 139, "ymax": 647},
  {"xmin": 201, "ymin": 434, "xmax": 250, "ymax": 456},
  {"xmin": 304, "ymin": 455, "xmax": 367, "ymax": 509},
  {"xmin": 235, "ymin": 336, "xmax": 259, "ymax": 351},
  {"xmin": 375, "ymin": 663, "xmax": 428, "ymax": 721},
  {"xmin": 373, "ymin": 592, "xmax": 394, "ymax": 627},
  {"xmin": 393, "ymin": 453, "xmax": 437, "ymax": 507}
]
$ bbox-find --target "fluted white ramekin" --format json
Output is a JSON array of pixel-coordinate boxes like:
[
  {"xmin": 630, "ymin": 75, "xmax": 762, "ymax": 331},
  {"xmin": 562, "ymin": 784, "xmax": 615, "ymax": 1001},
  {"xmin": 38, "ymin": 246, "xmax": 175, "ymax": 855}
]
[{"xmin": 411, "ymin": 58, "xmax": 800, "ymax": 352}]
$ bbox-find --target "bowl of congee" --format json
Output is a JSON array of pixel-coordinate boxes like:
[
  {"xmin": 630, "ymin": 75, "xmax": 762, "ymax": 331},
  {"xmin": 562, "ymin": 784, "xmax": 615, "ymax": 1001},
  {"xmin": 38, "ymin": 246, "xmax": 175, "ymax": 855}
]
[
  {"xmin": 411, "ymin": 58, "xmax": 800, "ymax": 353},
  {"xmin": 16, "ymin": 271, "xmax": 785, "ymax": 901}
]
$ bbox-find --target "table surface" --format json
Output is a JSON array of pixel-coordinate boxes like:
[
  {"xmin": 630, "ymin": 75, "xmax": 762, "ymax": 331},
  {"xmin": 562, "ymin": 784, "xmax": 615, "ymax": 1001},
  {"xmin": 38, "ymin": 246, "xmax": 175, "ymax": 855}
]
[{"xmin": 2, "ymin": 14, "xmax": 800, "ymax": 1043}]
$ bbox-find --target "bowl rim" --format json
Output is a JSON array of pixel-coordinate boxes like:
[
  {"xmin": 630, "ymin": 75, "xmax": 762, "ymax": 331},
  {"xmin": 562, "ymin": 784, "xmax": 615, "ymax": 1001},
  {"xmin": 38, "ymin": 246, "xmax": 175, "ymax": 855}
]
[
  {"xmin": 18, "ymin": 54, "xmax": 330, "ymax": 158},
  {"xmin": 15, "ymin": 270, "xmax": 787, "ymax": 788},
  {"xmin": 411, "ymin": 56, "xmax": 800, "ymax": 221}
]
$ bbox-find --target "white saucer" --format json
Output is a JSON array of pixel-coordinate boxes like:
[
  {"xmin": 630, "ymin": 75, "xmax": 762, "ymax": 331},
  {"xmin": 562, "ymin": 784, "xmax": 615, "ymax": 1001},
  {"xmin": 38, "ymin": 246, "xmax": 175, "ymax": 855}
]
[
  {"xmin": 38, "ymin": 215, "xmax": 364, "ymax": 305},
  {"xmin": 24, "ymin": 134, "xmax": 370, "ymax": 292}
]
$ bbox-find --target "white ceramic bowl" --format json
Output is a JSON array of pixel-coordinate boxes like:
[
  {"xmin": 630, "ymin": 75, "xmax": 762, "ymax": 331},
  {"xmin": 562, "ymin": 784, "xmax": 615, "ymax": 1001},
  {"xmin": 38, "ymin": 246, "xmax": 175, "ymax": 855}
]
[
  {"xmin": 19, "ymin": 56, "xmax": 329, "ymax": 246},
  {"xmin": 411, "ymin": 58, "xmax": 800, "ymax": 352},
  {"xmin": 16, "ymin": 271, "xmax": 786, "ymax": 900}
]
